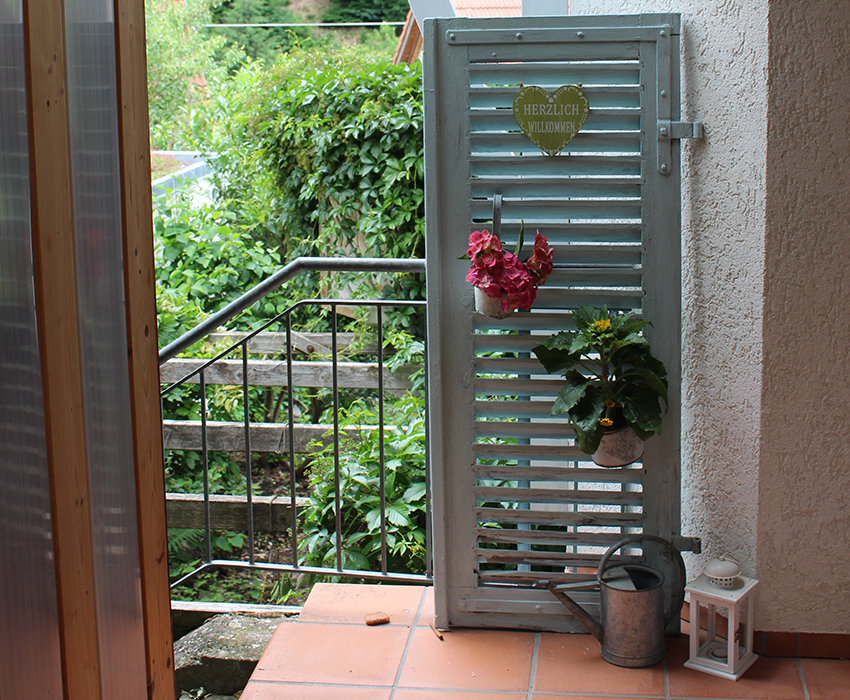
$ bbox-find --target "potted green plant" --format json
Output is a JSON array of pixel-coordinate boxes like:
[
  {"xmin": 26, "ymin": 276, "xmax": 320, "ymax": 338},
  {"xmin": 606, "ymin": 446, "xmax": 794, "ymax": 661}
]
[{"xmin": 532, "ymin": 305, "xmax": 668, "ymax": 467}]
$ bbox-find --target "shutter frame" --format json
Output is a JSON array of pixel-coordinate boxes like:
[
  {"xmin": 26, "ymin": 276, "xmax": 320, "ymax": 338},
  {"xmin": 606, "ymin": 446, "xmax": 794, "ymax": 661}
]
[{"xmin": 425, "ymin": 13, "xmax": 683, "ymax": 632}]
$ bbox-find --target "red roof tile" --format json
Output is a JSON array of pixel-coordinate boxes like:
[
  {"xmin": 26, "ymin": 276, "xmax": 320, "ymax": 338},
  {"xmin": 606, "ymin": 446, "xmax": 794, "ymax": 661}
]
[{"xmin": 452, "ymin": 0, "xmax": 522, "ymax": 17}]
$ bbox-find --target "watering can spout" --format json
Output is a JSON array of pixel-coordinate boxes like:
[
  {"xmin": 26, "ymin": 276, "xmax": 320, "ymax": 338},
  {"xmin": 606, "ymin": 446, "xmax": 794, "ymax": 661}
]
[{"xmin": 536, "ymin": 580, "xmax": 605, "ymax": 644}]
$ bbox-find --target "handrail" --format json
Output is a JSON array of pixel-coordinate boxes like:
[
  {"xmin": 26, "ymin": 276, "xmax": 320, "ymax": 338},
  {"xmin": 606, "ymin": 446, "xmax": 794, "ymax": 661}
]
[{"xmin": 158, "ymin": 256, "xmax": 426, "ymax": 364}]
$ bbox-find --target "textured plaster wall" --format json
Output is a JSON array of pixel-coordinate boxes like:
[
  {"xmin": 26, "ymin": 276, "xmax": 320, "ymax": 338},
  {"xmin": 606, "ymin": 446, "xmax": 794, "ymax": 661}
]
[
  {"xmin": 569, "ymin": 0, "xmax": 768, "ymax": 598},
  {"xmin": 761, "ymin": 1, "xmax": 850, "ymax": 632}
]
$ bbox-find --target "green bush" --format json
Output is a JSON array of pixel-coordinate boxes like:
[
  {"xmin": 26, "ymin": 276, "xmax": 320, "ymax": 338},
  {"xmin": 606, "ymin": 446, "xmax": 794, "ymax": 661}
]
[
  {"xmin": 210, "ymin": 0, "xmax": 309, "ymax": 66},
  {"xmin": 301, "ymin": 393, "xmax": 427, "ymax": 576},
  {"xmin": 145, "ymin": 0, "xmax": 243, "ymax": 149},
  {"xmin": 182, "ymin": 47, "xmax": 425, "ymax": 333},
  {"xmin": 323, "ymin": 0, "xmax": 409, "ymax": 23}
]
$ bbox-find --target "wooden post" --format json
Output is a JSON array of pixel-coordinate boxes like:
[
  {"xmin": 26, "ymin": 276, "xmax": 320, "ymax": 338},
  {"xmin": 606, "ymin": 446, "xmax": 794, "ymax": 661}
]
[
  {"xmin": 113, "ymin": 0, "xmax": 176, "ymax": 696},
  {"xmin": 22, "ymin": 0, "xmax": 103, "ymax": 695}
]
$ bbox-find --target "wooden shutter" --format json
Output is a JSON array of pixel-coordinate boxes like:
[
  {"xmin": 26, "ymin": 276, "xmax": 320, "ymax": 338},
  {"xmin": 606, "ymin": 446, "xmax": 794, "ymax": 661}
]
[{"xmin": 424, "ymin": 14, "xmax": 689, "ymax": 632}]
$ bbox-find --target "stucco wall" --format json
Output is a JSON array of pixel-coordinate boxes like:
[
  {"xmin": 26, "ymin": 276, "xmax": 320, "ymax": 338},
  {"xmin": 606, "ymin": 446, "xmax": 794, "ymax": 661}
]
[
  {"xmin": 569, "ymin": 0, "xmax": 768, "ymax": 607},
  {"xmin": 761, "ymin": 1, "xmax": 850, "ymax": 632}
]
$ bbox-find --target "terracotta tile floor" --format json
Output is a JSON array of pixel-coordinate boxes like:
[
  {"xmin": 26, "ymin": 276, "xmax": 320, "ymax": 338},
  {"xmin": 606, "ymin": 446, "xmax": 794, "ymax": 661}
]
[{"xmin": 241, "ymin": 584, "xmax": 849, "ymax": 700}]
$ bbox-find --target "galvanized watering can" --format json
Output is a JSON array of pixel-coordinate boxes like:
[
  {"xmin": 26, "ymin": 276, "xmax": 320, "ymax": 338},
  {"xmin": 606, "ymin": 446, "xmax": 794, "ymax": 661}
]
[{"xmin": 538, "ymin": 535, "xmax": 685, "ymax": 668}]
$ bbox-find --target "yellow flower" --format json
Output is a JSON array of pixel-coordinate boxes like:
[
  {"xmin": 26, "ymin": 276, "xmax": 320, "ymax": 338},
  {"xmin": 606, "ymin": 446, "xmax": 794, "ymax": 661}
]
[
  {"xmin": 593, "ymin": 318, "xmax": 611, "ymax": 332},
  {"xmin": 600, "ymin": 417, "xmax": 614, "ymax": 427},
  {"xmin": 605, "ymin": 400, "xmax": 616, "ymax": 408}
]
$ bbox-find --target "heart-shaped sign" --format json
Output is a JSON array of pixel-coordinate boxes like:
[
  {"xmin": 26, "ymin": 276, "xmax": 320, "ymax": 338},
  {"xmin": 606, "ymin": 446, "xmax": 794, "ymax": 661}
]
[{"xmin": 512, "ymin": 85, "xmax": 589, "ymax": 156}]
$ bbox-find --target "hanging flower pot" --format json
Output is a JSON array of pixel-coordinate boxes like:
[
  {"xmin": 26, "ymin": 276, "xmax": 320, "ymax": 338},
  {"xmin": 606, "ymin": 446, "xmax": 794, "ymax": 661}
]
[
  {"xmin": 532, "ymin": 306, "xmax": 669, "ymax": 467},
  {"xmin": 591, "ymin": 425, "xmax": 645, "ymax": 467},
  {"xmin": 464, "ymin": 227, "xmax": 554, "ymax": 317},
  {"xmin": 474, "ymin": 286, "xmax": 510, "ymax": 319}
]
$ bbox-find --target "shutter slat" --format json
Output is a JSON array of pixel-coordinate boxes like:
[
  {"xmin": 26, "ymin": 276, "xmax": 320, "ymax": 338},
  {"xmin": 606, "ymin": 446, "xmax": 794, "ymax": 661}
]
[
  {"xmin": 469, "ymin": 109, "xmax": 640, "ymax": 132},
  {"xmin": 474, "ymin": 486, "xmax": 644, "ymax": 506},
  {"xmin": 474, "ymin": 464, "xmax": 643, "ymax": 484},
  {"xmin": 464, "ymin": 243, "xmax": 642, "ymax": 266},
  {"xmin": 469, "ymin": 86, "xmax": 641, "ymax": 109},
  {"xmin": 470, "ymin": 176, "xmax": 642, "ymax": 200},
  {"xmin": 474, "ymin": 357, "xmax": 545, "ymax": 374},
  {"xmin": 474, "ymin": 378, "xmax": 564, "ymax": 398},
  {"xmin": 469, "ymin": 131, "xmax": 641, "ymax": 153},
  {"xmin": 477, "ymin": 507, "xmax": 643, "ymax": 528},
  {"xmin": 477, "ymin": 550, "xmax": 639, "ymax": 568},
  {"xmin": 477, "ymin": 571, "xmax": 597, "ymax": 586},
  {"xmin": 468, "ymin": 42, "xmax": 642, "ymax": 64},
  {"xmin": 473, "ymin": 443, "xmax": 588, "ymax": 461},
  {"xmin": 474, "ymin": 399, "xmax": 557, "ymax": 418},
  {"xmin": 531, "ymin": 287, "xmax": 644, "ymax": 309},
  {"xmin": 478, "ymin": 529, "xmax": 637, "ymax": 547},
  {"xmin": 471, "ymin": 198, "xmax": 641, "ymax": 222},
  {"xmin": 474, "ymin": 420, "xmax": 568, "ymax": 440},
  {"xmin": 470, "ymin": 154, "xmax": 642, "ymax": 178},
  {"xmin": 467, "ymin": 61, "xmax": 640, "ymax": 85},
  {"xmin": 468, "ymin": 222, "xmax": 642, "ymax": 244}
]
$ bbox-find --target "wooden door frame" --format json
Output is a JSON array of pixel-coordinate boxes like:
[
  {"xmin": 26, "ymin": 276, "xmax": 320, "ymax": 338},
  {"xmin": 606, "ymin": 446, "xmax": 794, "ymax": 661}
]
[{"xmin": 22, "ymin": 0, "xmax": 174, "ymax": 695}]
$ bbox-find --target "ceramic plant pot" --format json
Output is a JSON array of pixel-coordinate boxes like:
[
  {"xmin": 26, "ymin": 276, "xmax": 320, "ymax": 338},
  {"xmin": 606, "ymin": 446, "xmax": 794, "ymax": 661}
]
[
  {"xmin": 591, "ymin": 426, "xmax": 645, "ymax": 467},
  {"xmin": 474, "ymin": 286, "xmax": 509, "ymax": 319}
]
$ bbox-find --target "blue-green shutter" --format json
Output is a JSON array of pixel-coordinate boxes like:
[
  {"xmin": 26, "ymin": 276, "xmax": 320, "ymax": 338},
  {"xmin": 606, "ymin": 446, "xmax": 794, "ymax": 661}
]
[{"xmin": 425, "ymin": 14, "xmax": 687, "ymax": 631}]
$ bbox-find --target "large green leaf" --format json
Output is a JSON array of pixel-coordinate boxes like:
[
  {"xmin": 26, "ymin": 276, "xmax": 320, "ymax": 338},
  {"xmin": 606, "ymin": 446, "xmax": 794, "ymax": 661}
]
[
  {"xmin": 552, "ymin": 371, "xmax": 593, "ymax": 414},
  {"xmin": 569, "ymin": 333, "xmax": 594, "ymax": 355},
  {"xmin": 574, "ymin": 423, "xmax": 605, "ymax": 454},
  {"xmin": 573, "ymin": 304, "xmax": 604, "ymax": 332},
  {"xmin": 532, "ymin": 342, "xmax": 580, "ymax": 374},
  {"xmin": 621, "ymin": 319, "xmax": 650, "ymax": 336},
  {"xmin": 568, "ymin": 385, "xmax": 605, "ymax": 432},
  {"xmin": 539, "ymin": 330, "xmax": 576, "ymax": 351},
  {"xmin": 620, "ymin": 386, "xmax": 663, "ymax": 435},
  {"xmin": 627, "ymin": 367, "xmax": 669, "ymax": 405}
]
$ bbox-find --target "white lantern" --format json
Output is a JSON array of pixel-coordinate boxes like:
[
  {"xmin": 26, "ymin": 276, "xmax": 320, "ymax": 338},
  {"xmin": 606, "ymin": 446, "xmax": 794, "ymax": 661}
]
[{"xmin": 684, "ymin": 557, "xmax": 759, "ymax": 681}]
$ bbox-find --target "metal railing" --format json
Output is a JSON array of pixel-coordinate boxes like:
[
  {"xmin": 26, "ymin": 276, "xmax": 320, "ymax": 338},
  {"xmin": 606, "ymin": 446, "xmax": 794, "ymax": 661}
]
[{"xmin": 160, "ymin": 257, "xmax": 430, "ymax": 591}]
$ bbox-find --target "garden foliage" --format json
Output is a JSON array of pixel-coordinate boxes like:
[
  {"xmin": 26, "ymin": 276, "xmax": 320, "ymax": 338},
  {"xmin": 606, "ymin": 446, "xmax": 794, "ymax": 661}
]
[
  {"xmin": 302, "ymin": 394, "xmax": 427, "ymax": 576},
  {"xmin": 145, "ymin": 0, "xmax": 243, "ymax": 150},
  {"xmin": 149, "ymin": 27, "xmax": 429, "ymax": 596},
  {"xmin": 323, "ymin": 0, "xmax": 410, "ymax": 24}
]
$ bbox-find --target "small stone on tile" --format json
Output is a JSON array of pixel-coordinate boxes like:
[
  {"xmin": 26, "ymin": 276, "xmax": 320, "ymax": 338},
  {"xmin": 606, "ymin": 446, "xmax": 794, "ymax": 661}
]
[{"xmin": 365, "ymin": 611, "xmax": 390, "ymax": 626}]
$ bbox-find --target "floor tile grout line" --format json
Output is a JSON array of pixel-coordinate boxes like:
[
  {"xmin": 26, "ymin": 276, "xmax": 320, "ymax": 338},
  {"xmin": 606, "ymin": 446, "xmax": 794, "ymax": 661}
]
[
  {"xmin": 526, "ymin": 632, "xmax": 541, "ymax": 700},
  {"xmin": 664, "ymin": 650, "xmax": 671, "ymax": 700},
  {"xmin": 796, "ymin": 658, "xmax": 811, "ymax": 700},
  {"xmin": 389, "ymin": 586, "xmax": 429, "ymax": 699}
]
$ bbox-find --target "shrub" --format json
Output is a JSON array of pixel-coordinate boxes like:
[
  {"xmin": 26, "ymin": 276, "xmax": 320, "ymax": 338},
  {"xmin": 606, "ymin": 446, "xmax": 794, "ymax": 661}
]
[{"xmin": 301, "ymin": 393, "xmax": 427, "ymax": 576}]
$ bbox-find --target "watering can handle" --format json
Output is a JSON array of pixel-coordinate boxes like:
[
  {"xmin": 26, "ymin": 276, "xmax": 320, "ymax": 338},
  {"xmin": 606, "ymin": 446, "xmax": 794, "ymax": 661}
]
[{"xmin": 597, "ymin": 534, "xmax": 686, "ymax": 631}]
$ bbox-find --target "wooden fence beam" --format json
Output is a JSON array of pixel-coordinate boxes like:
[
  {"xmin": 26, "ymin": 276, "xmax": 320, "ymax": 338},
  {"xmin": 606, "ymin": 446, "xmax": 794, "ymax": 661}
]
[
  {"xmin": 162, "ymin": 420, "xmax": 390, "ymax": 453},
  {"xmin": 165, "ymin": 493, "xmax": 307, "ymax": 532},
  {"xmin": 160, "ymin": 358, "xmax": 413, "ymax": 390},
  {"xmin": 206, "ymin": 332, "xmax": 380, "ymax": 356}
]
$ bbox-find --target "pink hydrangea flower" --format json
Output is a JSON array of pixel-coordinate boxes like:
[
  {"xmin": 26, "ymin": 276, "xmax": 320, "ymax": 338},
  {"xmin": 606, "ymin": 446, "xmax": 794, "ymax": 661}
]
[
  {"xmin": 526, "ymin": 232, "xmax": 554, "ymax": 285},
  {"xmin": 465, "ymin": 227, "xmax": 554, "ymax": 314},
  {"xmin": 467, "ymin": 230, "xmax": 502, "ymax": 259}
]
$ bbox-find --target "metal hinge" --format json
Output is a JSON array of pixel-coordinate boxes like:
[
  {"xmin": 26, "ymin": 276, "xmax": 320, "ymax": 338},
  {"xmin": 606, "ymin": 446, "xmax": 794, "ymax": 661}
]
[{"xmin": 657, "ymin": 120, "xmax": 704, "ymax": 175}]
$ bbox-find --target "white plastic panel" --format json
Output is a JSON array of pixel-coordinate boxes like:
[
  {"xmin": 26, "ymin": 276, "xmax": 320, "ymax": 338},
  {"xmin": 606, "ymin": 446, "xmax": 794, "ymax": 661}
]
[
  {"xmin": 0, "ymin": 5, "xmax": 64, "ymax": 697},
  {"xmin": 64, "ymin": 0, "xmax": 148, "ymax": 693}
]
